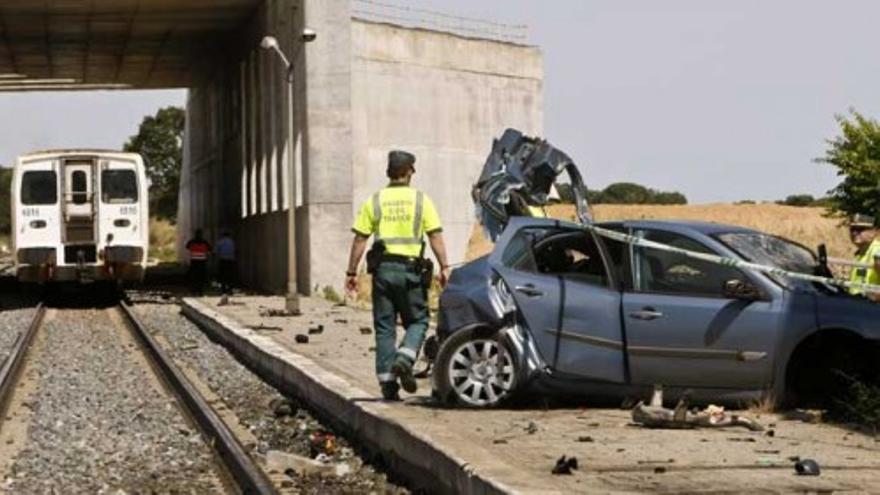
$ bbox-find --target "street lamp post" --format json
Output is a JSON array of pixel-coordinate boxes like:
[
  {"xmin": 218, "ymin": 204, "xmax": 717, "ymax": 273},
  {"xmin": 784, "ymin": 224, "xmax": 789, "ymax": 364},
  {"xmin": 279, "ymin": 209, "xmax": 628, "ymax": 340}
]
[{"xmin": 261, "ymin": 30, "xmax": 316, "ymax": 314}]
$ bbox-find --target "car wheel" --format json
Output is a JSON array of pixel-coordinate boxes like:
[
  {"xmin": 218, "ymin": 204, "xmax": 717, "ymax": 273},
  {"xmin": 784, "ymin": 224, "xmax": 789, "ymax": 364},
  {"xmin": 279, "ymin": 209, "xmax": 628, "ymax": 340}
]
[{"xmin": 434, "ymin": 327, "xmax": 518, "ymax": 408}]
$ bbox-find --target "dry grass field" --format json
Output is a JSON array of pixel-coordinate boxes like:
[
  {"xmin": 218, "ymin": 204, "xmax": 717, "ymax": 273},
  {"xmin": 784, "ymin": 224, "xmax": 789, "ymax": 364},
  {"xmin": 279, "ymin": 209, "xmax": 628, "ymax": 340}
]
[{"xmin": 466, "ymin": 203, "xmax": 852, "ymax": 261}]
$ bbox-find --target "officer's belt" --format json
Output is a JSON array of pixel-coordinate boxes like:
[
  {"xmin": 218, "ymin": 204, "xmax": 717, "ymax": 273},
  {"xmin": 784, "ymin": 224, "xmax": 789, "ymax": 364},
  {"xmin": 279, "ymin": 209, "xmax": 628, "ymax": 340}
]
[{"xmin": 378, "ymin": 254, "xmax": 419, "ymax": 265}]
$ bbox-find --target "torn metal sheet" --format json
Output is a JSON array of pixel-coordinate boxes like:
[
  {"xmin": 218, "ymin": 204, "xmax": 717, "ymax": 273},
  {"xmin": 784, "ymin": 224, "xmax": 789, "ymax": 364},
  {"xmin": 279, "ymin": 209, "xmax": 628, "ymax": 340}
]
[{"xmin": 472, "ymin": 128, "xmax": 592, "ymax": 241}]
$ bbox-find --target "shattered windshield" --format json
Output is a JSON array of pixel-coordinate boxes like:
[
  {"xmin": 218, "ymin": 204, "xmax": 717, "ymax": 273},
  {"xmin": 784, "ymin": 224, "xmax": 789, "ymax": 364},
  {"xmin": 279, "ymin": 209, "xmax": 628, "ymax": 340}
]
[{"xmin": 715, "ymin": 232, "xmax": 816, "ymax": 275}]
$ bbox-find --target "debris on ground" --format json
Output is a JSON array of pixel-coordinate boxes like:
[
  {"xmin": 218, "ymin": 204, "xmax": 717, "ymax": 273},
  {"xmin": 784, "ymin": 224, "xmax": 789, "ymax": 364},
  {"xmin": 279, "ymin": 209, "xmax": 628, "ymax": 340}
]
[
  {"xmin": 631, "ymin": 389, "xmax": 763, "ymax": 431},
  {"xmin": 577, "ymin": 436, "xmax": 593, "ymax": 443},
  {"xmin": 308, "ymin": 324, "xmax": 325, "ymax": 335},
  {"xmin": 551, "ymin": 455, "xmax": 578, "ymax": 475},
  {"xmin": 270, "ymin": 398, "xmax": 298, "ymax": 418},
  {"xmin": 359, "ymin": 326, "xmax": 372, "ymax": 335},
  {"xmin": 248, "ymin": 323, "xmax": 283, "ymax": 332},
  {"xmin": 794, "ymin": 458, "xmax": 821, "ymax": 476},
  {"xmin": 525, "ymin": 421, "xmax": 539, "ymax": 434},
  {"xmin": 309, "ymin": 430, "xmax": 337, "ymax": 457},
  {"xmin": 259, "ymin": 308, "xmax": 301, "ymax": 317},
  {"xmin": 267, "ymin": 450, "xmax": 337, "ymax": 477},
  {"xmin": 295, "ymin": 334, "xmax": 310, "ymax": 344},
  {"xmin": 785, "ymin": 409, "xmax": 825, "ymax": 424}
]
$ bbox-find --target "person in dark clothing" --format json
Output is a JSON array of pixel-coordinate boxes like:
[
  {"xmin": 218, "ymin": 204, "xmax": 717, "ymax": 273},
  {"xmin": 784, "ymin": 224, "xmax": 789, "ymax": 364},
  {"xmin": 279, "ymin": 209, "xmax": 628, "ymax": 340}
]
[
  {"xmin": 215, "ymin": 231, "xmax": 237, "ymax": 294},
  {"xmin": 185, "ymin": 228, "xmax": 212, "ymax": 295}
]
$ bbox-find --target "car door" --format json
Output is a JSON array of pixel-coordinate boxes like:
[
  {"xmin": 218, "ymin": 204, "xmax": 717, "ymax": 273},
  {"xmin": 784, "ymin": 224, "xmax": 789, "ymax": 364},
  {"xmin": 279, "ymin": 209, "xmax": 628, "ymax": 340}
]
[
  {"xmin": 492, "ymin": 221, "xmax": 626, "ymax": 383},
  {"xmin": 622, "ymin": 228, "xmax": 782, "ymax": 389}
]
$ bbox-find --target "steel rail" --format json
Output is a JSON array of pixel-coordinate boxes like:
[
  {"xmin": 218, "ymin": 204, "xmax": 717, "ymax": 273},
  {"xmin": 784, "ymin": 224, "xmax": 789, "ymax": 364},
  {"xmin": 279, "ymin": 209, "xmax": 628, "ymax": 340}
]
[
  {"xmin": 118, "ymin": 301, "xmax": 277, "ymax": 495},
  {"xmin": 0, "ymin": 303, "xmax": 45, "ymax": 419}
]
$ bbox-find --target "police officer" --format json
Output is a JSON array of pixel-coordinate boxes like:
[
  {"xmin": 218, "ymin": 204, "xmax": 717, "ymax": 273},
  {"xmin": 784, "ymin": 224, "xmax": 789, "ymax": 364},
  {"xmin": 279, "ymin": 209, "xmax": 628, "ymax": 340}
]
[
  {"xmin": 848, "ymin": 213, "xmax": 880, "ymax": 301},
  {"xmin": 345, "ymin": 150, "xmax": 450, "ymax": 401}
]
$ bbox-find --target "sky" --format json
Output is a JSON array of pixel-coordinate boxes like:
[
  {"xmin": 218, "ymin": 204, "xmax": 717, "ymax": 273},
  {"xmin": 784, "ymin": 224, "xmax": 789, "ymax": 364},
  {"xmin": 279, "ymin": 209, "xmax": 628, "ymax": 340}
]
[{"xmin": 2, "ymin": 1, "xmax": 878, "ymax": 203}]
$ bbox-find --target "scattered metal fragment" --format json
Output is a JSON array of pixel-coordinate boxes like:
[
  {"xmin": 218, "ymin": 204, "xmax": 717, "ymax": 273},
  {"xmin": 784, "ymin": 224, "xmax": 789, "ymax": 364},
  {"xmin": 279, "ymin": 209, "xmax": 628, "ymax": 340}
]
[
  {"xmin": 631, "ymin": 390, "xmax": 763, "ymax": 431},
  {"xmin": 551, "ymin": 455, "xmax": 578, "ymax": 475},
  {"xmin": 794, "ymin": 458, "xmax": 821, "ymax": 476},
  {"xmin": 525, "ymin": 421, "xmax": 539, "ymax": 434},
  {"xmin": 249, "ymin": 324, "xmax": 283, "ymax": 332},
  {"xmin": 259, "ymin": 308, "xmax": 300, "ymax": 317}
]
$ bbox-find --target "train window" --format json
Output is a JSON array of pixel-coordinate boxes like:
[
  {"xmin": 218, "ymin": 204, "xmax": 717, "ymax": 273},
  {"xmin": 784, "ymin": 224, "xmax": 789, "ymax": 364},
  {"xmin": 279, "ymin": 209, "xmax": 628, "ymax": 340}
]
[
  {"xmin": 71, "ymin": 171, "xmax": 88, "ymax": 204},
  {"xmin": 101, "ymin": 170, "xmax": 138, "ymax": 204},
  {"xmin": 21, "ymin": 171, "xmax": 57, "ymax": 205}
]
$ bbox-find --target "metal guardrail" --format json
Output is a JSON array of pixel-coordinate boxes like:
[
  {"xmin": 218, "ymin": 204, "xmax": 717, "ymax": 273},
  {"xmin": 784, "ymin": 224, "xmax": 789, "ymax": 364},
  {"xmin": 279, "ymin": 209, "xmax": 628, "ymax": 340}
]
[{"xmin": 352, "ymin": 0, "xmax": 529, "ymax": 44}]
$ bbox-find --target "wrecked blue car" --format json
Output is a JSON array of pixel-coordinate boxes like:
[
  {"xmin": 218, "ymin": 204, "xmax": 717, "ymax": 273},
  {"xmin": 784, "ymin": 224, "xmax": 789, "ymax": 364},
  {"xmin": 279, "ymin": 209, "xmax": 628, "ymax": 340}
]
[{"xmin": 432, "ymin": 130, "xmax": 880, "ymax": 408}]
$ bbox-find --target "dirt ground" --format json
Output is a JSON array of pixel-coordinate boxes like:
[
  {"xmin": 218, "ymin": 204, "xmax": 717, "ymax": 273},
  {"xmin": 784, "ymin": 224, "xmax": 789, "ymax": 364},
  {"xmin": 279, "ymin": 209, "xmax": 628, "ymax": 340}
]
[{"xmin": 202, "ymin": 295, "xmax": 880, "ymax": 494}]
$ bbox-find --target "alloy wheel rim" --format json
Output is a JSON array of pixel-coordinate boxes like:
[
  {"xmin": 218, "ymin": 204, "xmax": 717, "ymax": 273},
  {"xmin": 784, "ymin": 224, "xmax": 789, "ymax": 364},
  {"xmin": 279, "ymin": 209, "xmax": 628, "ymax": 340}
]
[{"xmin": 448, "ymin": 339, "xmax": 515, "ymax": 406}]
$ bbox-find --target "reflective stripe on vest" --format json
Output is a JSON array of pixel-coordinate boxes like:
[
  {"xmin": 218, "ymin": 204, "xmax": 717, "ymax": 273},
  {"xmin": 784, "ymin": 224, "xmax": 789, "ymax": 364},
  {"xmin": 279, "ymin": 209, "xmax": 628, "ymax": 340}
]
[{"xmin": 374, "ymin": 190, "xmax": 424, "ymax": 247}]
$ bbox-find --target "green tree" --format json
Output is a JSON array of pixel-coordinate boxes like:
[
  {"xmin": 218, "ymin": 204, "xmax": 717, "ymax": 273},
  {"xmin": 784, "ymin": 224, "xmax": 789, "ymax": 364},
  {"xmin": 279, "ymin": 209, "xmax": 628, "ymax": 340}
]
[
  {"xmin": 817, "ymin": 109, "xmax": 880, "ymax": 218},
  {"xmin": 0, "ymin": 167, "xmax": 11, "ymax": 237},
  {"xmin": 123, "ymin": 106, "xmax": 185, "ymax": 221},
  {"xmin": 599, "ymin": 182, "xmax": 653, "ymax": 204},
  {"xmin": 779, "ymin": 194, "xmax": 816, "ymax": 207}
]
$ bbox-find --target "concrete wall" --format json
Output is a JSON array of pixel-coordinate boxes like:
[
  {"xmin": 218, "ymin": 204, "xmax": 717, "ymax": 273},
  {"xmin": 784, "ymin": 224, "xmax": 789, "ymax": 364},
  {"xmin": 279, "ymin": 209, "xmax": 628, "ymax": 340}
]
[
  {"xmin": 350, "ymin": 20, "xmax": 543, "ymax": 266},
  {"xmin": 179, "ymin": 0, "xmax": 543, "ymax": 293}
]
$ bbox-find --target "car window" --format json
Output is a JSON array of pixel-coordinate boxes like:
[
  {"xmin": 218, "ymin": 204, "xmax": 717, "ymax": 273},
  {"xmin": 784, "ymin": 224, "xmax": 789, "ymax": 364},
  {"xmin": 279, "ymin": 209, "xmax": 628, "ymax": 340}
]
[
  {"xmin": 21, "ymin": 171, "xmax": 58, "ymax": 205},
  {"xmin": 633, "ymin": 229, "xmax": 745, "ymax": 297},
  {"xmin": 530, "ymin": 230, "xmax": 610, "ymax": 286}
]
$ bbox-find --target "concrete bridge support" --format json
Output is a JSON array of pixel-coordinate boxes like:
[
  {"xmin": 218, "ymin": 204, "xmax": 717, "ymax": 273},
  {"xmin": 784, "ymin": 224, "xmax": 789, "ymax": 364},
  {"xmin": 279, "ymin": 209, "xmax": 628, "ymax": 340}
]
[{"xmin": 178, "ymin": 0, "xmax": 543, "ymax": 294}]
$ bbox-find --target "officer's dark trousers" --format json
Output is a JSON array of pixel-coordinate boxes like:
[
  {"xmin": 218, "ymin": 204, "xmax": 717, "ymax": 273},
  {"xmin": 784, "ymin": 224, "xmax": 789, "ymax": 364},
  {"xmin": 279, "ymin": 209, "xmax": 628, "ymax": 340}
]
[{"xmin": 372, "ymin": 261, "xmax": 428, "ymax": 385}]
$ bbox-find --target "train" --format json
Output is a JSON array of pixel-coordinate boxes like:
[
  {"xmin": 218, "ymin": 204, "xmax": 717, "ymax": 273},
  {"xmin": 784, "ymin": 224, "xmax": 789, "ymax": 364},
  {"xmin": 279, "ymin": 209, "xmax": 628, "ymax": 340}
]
[{"xmin": 10, "ymin": 149, "xmax": 150, "ymax": 285}]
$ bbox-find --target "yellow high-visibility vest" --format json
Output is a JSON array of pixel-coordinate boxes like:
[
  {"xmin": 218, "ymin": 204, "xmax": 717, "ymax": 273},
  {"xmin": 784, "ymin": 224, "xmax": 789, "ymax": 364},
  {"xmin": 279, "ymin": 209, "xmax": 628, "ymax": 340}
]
[{"xmin": 352, "ymin": 184, "xmax": 442, "ymax": 258}]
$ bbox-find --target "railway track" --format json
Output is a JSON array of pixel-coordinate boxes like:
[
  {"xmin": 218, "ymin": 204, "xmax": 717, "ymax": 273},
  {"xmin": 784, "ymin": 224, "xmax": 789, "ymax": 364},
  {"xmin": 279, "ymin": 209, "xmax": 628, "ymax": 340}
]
[{"xmin": 0, "ymin": 299, "xmax": 277, "ymax": 494}]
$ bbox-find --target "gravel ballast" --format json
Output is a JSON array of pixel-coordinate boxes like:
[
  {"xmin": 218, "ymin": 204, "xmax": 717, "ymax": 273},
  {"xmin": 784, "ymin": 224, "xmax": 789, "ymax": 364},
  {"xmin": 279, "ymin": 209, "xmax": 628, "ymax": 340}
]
[
  {"xmin": 4, "ymin": 307, "xmax": 229, "ymax": 493},
  {"xmin": 133, "ymin": 299, "xmax": 408, "ymax": 494},
  {"xmin": 0, "ymin": 308, "xmax": 35, "ymax": 363}
]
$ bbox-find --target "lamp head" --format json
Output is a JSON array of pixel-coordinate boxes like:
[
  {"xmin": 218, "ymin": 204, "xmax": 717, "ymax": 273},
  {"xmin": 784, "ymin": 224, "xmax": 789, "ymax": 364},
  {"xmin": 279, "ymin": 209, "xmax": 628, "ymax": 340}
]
[
  {"xmin": 260, "ymin": 36, "xmax": 279, "ymax": 50},
  {"xmin": 301, "ymin": 28, "xmax": 317, "ymax": 42}
]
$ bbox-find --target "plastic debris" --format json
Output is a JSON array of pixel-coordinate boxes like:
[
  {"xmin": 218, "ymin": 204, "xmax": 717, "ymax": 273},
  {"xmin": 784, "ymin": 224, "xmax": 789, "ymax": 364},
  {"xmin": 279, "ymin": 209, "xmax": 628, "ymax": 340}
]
[{"xmin": 309, "ymin": 431, "xmax": 337, "ymax": 457}]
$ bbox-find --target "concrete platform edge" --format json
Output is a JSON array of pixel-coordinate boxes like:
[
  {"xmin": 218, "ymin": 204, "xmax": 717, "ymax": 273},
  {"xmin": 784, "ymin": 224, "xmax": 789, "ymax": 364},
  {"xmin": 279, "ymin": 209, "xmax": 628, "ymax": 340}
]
[{"xmin": 180, "ymin": 298, "xmax": 515, "ymax": 495}]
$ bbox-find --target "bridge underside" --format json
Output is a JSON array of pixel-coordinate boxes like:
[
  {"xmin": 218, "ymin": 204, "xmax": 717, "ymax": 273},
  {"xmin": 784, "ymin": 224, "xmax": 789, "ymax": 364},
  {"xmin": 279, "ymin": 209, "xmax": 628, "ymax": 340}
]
[
  {"xmin": 0, "ymin": 0, "xmax": 259, "ymax": 90},
  {"xmin": 1, "ymin": 0, "xmax": 544, "ymax": 294}
]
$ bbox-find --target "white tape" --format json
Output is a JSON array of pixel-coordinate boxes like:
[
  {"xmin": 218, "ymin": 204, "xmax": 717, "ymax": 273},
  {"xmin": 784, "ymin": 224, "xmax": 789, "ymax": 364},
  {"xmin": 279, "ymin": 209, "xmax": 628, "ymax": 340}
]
[{"xmin": 583, "ymin": 223, "xmax": 880, "ymax": 295}]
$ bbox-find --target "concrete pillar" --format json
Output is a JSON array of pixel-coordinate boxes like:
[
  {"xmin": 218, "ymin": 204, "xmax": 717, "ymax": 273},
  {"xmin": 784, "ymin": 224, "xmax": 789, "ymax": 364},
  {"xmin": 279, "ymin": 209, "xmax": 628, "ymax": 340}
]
[{"xmin": 295, "ymin": 0, "xmax": 354, "ymax": 293}]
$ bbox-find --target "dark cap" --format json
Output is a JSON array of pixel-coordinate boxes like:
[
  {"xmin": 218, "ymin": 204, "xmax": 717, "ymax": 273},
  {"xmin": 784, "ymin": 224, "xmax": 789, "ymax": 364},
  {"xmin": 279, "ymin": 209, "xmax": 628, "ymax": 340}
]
[
  {"xmin": 387, "ymin": 150, "xmax": 416, "ymax": 175},
  {"xmin": 850, "ymin": 213, "xmax": 876, "ymax": 228}
]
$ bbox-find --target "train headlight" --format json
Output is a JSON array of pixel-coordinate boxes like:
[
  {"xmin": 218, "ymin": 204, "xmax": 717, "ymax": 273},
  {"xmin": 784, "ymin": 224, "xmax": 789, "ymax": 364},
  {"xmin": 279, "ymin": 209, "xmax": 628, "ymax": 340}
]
[{"xmin": 29, "ymin": 220, "xmax": 46, "ymax": 229}]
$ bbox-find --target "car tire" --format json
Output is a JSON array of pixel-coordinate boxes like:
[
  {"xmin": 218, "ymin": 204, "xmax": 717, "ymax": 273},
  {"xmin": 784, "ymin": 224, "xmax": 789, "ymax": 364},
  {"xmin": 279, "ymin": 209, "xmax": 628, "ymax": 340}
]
[{"xmin": 433, "ymin": 327, "xmax": 519, "ymax": 408}]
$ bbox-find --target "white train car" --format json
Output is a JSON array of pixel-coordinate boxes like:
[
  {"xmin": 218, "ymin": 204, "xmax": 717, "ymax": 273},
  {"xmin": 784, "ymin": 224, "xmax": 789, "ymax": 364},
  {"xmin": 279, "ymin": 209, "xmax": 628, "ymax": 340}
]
[{"xmin": 11, "ymin": 150, "xmax": 149, "ymax": 284}]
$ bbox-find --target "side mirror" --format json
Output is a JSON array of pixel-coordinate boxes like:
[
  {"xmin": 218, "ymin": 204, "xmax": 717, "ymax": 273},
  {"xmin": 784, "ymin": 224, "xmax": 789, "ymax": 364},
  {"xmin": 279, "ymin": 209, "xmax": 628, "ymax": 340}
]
[{"xmin": 722, "ymin": 279, "xmax": 762, "ymax": 300}]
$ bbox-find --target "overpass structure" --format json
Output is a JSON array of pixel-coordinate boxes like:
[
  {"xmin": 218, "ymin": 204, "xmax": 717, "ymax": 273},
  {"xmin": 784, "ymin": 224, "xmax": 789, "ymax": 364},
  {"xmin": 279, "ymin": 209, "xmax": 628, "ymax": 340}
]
[{"xmin": 0, "ymin": 0, "xmax": 543, "ymax": 294}]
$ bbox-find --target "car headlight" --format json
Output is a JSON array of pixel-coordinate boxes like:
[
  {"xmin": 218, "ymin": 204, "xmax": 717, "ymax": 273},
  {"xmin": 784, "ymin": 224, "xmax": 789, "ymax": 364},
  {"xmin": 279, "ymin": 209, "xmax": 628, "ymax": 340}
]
[{"xmin": 489, "ymin": 275, "xmax": 516, "ymax": 318}]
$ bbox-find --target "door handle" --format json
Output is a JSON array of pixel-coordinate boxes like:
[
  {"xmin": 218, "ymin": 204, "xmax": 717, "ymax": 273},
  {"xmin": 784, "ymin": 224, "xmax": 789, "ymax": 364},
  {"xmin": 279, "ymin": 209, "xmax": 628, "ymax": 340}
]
[
  {"xmin": 628, "ymin": 308, "xmax": 664, "ymax": 320},
  {"xmin": 514, "ymin": 285, "xmax": 544, "ymax": 297}
]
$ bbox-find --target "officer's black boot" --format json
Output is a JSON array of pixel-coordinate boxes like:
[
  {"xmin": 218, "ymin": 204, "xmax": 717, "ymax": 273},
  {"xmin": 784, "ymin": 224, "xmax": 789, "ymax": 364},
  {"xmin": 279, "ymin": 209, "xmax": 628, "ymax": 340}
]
[
  {"xmin": 380, "ymin": 381, "xmax": 401, "ymax": 401},
  {"xmin": 391, "ymin": 357, "xmax": 417, "ymax": 394}
]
